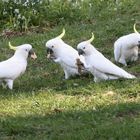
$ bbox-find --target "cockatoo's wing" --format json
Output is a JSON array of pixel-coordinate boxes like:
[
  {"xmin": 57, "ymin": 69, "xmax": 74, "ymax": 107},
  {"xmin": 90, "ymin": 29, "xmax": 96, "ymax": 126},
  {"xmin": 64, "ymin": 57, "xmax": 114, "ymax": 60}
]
[
  {"xmin": 90, "ymin": 53, "xmax": 135, "ymax": 78},
  {"xmin": 0, "ymin": 58, "xmax": 26, "ymax": 79},
  {"xmin": 60, "ymin": 46, "xmax": 80, "ymax": 67}
]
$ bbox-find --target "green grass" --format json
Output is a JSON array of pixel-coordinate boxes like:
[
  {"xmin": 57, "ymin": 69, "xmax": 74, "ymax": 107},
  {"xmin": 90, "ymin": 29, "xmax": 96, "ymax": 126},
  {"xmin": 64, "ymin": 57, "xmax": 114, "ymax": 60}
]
[{"xmin": 0, "ymin": 0, "xmax": 140, "ymax": 139}]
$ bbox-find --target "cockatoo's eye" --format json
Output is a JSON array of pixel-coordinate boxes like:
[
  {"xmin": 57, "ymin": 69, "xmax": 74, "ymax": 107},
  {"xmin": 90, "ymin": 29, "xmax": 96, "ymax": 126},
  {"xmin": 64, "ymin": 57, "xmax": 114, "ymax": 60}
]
[
  {"xmin": 83, "ymin": 47, "xmax": 85, "ymax": 49},
  {"xmin": 25, "ymin": 49, "xmax": 28, "ymax": 52},
  {"xmin": 52, "ymin": 46, "xmax": 54, "ymax": 48}
]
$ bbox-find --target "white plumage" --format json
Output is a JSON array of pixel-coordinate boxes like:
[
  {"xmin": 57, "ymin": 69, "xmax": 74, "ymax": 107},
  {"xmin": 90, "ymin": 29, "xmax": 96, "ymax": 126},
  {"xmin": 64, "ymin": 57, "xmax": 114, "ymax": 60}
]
[
  {"xmin": 77, "ymin": 34, "xmax": 136, "ymax": 82},
  {"xmin": 46, "ymin": 29, "xmax": 86, "ymax": 79},
  {"xmin": 114, "ymin": 24, "xmax": 140, "ymax": 66},
  {"xmin": 0, "ymin": 43, "xmax": 37, "ymax": 89}
]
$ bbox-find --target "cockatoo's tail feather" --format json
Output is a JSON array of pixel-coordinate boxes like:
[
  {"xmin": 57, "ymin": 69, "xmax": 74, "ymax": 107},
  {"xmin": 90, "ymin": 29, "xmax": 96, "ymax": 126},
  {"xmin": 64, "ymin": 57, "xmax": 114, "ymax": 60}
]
[{"xmin": 125, "ymin": 74, "xmax": 136, "ymax": 79}]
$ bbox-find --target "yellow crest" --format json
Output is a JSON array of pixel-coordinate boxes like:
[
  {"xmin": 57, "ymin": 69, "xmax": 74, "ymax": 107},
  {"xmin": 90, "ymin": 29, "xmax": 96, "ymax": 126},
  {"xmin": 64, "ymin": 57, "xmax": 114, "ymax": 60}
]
[
  {"xmin": 133, "ymin": 23, "xmax": 139, "ymax": 34},
  {"xmin": 9, "ymin": 42, "xmax": 17, "ymax": 51},
  {"xmin": 87, "ymin": 33, "xmax": 94, "ymax": 43},
  {"xmin": 56, "ymin": 28, "xmax": 65, "ymax": 39}
]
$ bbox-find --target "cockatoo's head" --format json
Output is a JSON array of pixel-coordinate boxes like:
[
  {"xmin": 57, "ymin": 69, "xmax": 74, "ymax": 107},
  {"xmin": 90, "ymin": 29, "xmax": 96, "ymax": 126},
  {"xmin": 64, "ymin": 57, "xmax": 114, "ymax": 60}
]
[
  {"xmin": 45, "ymin": 29, "xmax": 65, "ymax": 59},
  {"xmin": 133, "ymin": 23, "xmax": 140, "ymax": 47},
  {"xmin": 77, "ymin": 33, "xmax": 95, "ymax": 56},
  {"xmin": 9, "ymin": 42, "xmax": 37, "ymax": 60}
]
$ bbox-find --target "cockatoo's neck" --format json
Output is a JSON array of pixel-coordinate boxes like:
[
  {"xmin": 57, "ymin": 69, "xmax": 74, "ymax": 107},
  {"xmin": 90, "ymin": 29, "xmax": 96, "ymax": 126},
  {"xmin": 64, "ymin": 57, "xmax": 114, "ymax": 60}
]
[
  {"xmin": 54, "ymin": 42, "xmax": 73, "ymax": 57},
  {"xmin": 13, "ymin": 50, "xmax": 28, "ymax": 62},
  {"xmin": 85, "ymin": 44, "xmax": 97, "ymax": 56}
]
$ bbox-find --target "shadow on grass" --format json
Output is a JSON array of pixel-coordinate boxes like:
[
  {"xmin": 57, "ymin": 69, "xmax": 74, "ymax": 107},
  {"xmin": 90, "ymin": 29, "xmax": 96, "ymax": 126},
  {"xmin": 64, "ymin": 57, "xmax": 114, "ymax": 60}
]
[{"xmin": 0, "ymin": 102, "xmax": 140, "ymax": 140}]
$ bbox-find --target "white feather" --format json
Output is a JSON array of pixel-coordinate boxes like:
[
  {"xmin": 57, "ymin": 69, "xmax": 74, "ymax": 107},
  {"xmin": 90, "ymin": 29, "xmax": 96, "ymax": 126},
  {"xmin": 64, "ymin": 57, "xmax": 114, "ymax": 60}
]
[
  {"xmin": 46, "ymin": 37, "xmax": 87, "ymax": 79},
  {"xmin": 0, "ymin": 44, "xmax": 33, "ymax": 89},
  {"xmin": 0, "ymin": 57, "xmax": 27, "ymax": 80},
  {"xmin": 77, "ymin": 41, "xmax": 135, "ymax": 82},
  {"xmin": 114, "ymin": 33, "xmax": 140, "ymax": 65}
]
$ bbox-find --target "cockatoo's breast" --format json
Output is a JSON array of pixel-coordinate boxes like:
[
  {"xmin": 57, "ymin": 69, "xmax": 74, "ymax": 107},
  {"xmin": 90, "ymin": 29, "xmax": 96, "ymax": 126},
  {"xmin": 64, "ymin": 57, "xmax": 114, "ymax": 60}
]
[{"xmin": 56, "ymin": 49, "xmax": 80, "ymax": 74}]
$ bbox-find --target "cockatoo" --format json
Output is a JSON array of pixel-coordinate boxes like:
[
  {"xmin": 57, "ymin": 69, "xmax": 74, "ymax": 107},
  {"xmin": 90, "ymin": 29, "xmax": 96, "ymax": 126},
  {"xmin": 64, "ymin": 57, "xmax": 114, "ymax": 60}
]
[
  {"xmin": 45, "ymin": 29, "xmax": 86, "ymax": 79},
  {"xmin": 0, "ymin": 42, "xmax": 37, "ymax": 90},
  {"xmin": 114, "ymin": 23, "xmax": 140, "ymax": 66},
  {"xmin": 77, "ymin": 33, "xmax": 136, "ymax": 82}
]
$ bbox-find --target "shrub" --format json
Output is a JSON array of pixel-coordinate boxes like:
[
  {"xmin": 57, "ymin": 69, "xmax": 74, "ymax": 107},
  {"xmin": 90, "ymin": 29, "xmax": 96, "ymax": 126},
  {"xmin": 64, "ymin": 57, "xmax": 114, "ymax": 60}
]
[{"xmin": 0, "ymin": 0, "xmax": 138, "ymax": 32}]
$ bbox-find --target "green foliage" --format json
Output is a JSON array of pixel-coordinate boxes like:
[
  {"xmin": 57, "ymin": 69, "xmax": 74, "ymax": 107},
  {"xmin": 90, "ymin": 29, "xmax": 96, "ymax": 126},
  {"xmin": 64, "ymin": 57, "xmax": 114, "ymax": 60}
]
[
  {"xmin": 0, "ymin": 0, "xmax": 139, "ymax": 32},
  {"xmin": 0, "ymin": 0, "xmax": 43, "ymax": 31}
]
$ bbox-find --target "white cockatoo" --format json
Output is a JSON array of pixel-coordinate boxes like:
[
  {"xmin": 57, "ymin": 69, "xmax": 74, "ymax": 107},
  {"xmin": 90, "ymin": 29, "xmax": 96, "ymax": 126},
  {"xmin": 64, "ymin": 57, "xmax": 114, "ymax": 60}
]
[
  {"xmin": 114, "ymin": 23, "xmax": 140, "ymax": 66},
  {"xmin": 77, "ymin": 33, "xmax": 136, "ymax": 82},
  {"xmin": 0, "ymin": 42, "xmax": 37, "ymax": 89},
  {"xmin": 45, "ymin": 29, "xmax": 87, "ymax": 79}
]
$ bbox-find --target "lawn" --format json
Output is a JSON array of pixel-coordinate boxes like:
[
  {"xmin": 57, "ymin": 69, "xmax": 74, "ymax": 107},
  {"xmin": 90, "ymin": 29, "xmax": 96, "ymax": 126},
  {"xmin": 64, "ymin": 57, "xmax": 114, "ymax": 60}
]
[{"xmin": 0, "ymin": 0, "xmax": 140, "ymax": 140}]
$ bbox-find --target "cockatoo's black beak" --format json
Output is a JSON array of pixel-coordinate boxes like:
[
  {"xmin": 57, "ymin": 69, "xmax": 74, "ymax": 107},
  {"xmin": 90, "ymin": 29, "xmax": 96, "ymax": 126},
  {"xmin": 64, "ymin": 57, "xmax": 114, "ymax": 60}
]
[
  {"xmin": 78, "ymin": 49, "xmax": 85, "ymax": 55},
  {"xmin": 29, "ymin": 49, "xmax": 37, "ymax": 60},
  {"xmin": 46, "ymin": 48, "xmax": 55, "ymax": 59},
  {"xmin": 47, "ymin": 48, "xmax": 53, "ymax": 54}
]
